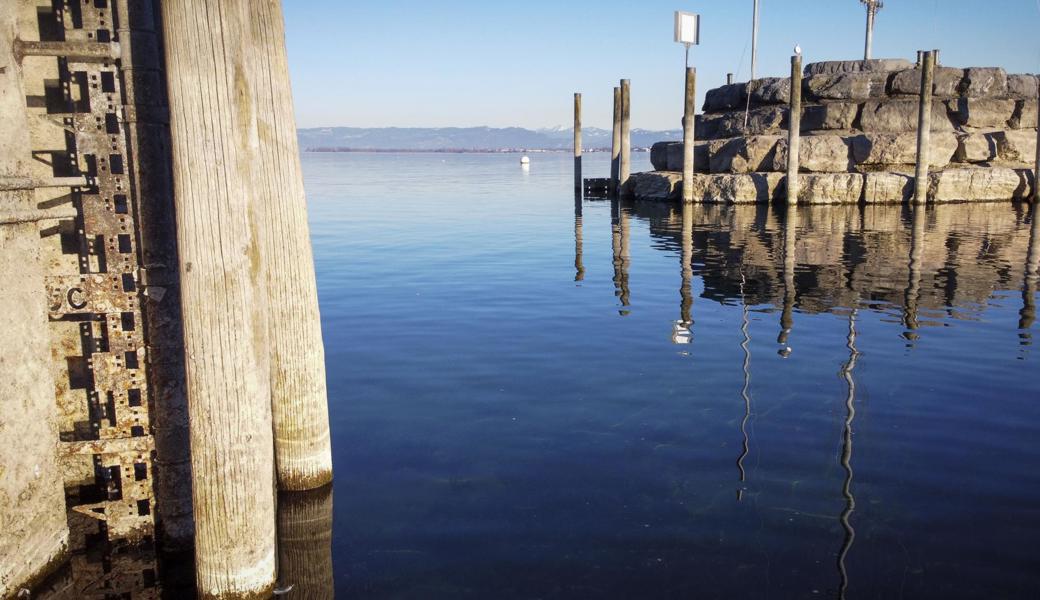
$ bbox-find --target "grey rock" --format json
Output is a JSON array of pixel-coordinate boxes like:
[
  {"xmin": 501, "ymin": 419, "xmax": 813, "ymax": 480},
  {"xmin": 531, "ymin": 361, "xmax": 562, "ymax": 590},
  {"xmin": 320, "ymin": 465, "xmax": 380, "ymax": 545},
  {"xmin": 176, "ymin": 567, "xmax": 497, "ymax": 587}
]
[
  {"xmin": 804, "ymin": 72, "xmax": 890, "ymax": 101},
  {"xmin": 664, "ymin": 141, "xmax": 710, "ymax": 172},
  {"xmin": 703, "ymin": 83, "xmax": 748, "ymax": 112},
  {"xmin": 850, "ymin": 132, "xmax": 959, "ymax": 167},
  {"xmin": 709, "ymin": 136, "xmax": 781, "ymax": 173},
  {"xmin": 946, "ymin": 98, "xmax": 1016, "ymax": 128},
  {"xmin": 931, "ymin": 167, "xmax": 1028, "ymax": 201},
  {"xmin": 804, "ymin": 59, "xmax": 913, "ymax": 76},
  {"xmin": 801, "ymin": 102, "xmax": 859, "ymax": 131},
  {"xmin": 650, "ymin": 141, "xmax": 673, "ymax": 170},
  {"xmin": 1007, "ymin": 74, "xmax": 1039, "ymax": 99},
  {"xmin": 749, "ymin": 77, "xmax": 790, "ymax": 104},
  {"xmin": 716, "ymin": 106, "xmax": 788, "ymax": 137},
  {"xmin": 962, "ymin": 67, "xmax": 1008, "ymax": 98},
  {"xmin": 859, "ymin": 99, "xmax": 954, "ymax": 132},
  {"xmin": 863, "ymin": 172, "xmax": 913, "ymax": 203},
  {"xmin": 695, "ymin": 113, "xmax": 727, "ymax": 139},
  {"xmin": 889, "ymin": 67, "xmax": 965, "ymax": 97},
  {"xmin": 689, "ymin": 173, "xmax": 784, "ymax": 203},
  {"xmin": 772, "ymin": 135, "xmax": 853, "ymax": 173},
  {"xmin": 995, "ymin": 129, "xmax": 1037, "ymax": 163},
  {"xmin": 630, "ymin": 171, "xmax": 681, "ymax": 200},
  {"xmin": 1010, "ymin": 99, "xmax": 1037, "ymax": 129},
  {"xmin": 796, "ymin": 173, "xmax": 865, "ymax": 204},
  {"xmin": 956, "ymin": 132, "xmax": 999, "ymax": 163}
]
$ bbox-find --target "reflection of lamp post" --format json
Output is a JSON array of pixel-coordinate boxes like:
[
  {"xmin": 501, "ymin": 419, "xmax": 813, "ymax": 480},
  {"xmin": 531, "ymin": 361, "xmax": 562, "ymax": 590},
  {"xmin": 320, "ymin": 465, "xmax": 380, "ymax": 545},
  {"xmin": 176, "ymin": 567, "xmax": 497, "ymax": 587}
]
[
  {"xmin": 673, "ymin": 204, "xmax": 694, "ymax": 344},
  {"xmin": 736, "ymin": 273, "xmax": 753, "ymax": 500},
  {"xmin": 860, "ymin": 0, "xmax": 883, "ymax": 60}
]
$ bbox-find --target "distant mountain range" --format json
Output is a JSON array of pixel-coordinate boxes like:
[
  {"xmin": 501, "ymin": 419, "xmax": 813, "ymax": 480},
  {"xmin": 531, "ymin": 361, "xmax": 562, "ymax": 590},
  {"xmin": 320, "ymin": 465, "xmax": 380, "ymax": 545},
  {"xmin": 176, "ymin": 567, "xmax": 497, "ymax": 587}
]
[{"xmin": 297, "ymin": 126, "xmax": 681, "ymax": 152}]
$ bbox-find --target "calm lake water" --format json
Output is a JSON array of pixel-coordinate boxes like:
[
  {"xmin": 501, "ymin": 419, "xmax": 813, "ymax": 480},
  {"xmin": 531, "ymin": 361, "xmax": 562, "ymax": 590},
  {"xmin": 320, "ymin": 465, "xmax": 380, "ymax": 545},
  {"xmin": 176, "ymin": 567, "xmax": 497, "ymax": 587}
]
[{"xmin": 302, "ymin": 151, "xmax": 1040, "ymax": 599}]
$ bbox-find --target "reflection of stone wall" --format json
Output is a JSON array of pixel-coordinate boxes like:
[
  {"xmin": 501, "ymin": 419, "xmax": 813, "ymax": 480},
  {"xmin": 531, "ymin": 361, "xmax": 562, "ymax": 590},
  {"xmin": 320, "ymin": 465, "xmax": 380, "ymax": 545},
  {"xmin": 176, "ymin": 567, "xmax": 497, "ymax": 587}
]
[
  {"xmin": 632, "ymin": 202, "xmax": 1034, "ymax": 319},
  {"xmin": 639, "ymin": 59, "xmax": 1038, "ymax": 203}
]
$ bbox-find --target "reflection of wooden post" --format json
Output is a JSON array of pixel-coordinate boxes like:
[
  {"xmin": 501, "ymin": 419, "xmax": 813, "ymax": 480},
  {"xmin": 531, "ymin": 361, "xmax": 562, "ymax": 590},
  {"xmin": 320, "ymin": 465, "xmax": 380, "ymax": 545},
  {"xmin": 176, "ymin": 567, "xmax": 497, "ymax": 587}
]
[
  {"xmin": 620, "ymin": 79, "xmax": 632, "ymax": 193},
  {"xmin": 904, "ymin": 207, "xmax": 926, "ymax": 337},
  {"xmin": 574, "ymin": 93, "xmax": 582, "ymax": 195},
  {"xmin": 778, "ymin": 207, "xmax": 797, "ymax": 354},
  {"xmin": 914, "ymin": 50, "xmax": 935, "ymax": 204},
  {"xmin": 682, "ymin": 68, "xmax": 697, "ymax": 202},
  {"xmin": 574, "ymin": 198, "xmax": 585, "ymax": 282},
  {"xmin": 611, "ymin": 200, "xmax": 631, "ymax": 312},
  {"xmin": 160, "ymin": 0, "xmax": 277, "ymax": 596},
  {"xmin": 786, "ymin": 54, "xmax": 803, "ymax": 205},
  {"xmin": 678, "ymin": 204, "xmax": 694, "ymax": 337},
  {"xmin": 837, "ymin": 310, "xmax": 859, "ymax": 599},
  {"xmin": 252, "ymin": 0, "xmax": 333, "ymax": 491},
  {"xmin": 610, "ymin": 87, "xmax": 622, "ymax": 197},
  {"xmin": 277, "ymin": 486, "xmax": 334, "ymax": 600},
  {"xmin": 1020, "ymin": 208, "xmax": 1040, "ymax": 338},
  {"xmin": 0, "ymin": 6, "xmax": 70, "ymax": 593}
]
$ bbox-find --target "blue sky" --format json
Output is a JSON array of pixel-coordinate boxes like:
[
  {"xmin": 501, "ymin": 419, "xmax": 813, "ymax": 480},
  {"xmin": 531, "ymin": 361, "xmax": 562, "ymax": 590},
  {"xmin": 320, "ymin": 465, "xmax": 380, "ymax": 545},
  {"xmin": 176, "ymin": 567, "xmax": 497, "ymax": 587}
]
[{"xmin": 283, "ymin": 0, "xmax": 1040, "ymax": 130}]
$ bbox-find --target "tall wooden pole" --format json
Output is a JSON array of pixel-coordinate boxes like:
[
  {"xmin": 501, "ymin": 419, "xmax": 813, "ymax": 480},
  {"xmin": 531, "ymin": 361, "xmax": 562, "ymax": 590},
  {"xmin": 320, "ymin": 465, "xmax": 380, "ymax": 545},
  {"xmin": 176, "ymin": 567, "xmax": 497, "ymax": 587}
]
[
  {"xmin": 727, "ymin": 73, "xmax": 735, "ymax": 85},
  {"xmin": 252, "ymin": 0, "xmax": 333, "ymax": 492},
  {"xmin": 787, "ymin": 54, "xmax": 803, "ymax": 205},
  {"xmin": 1034, "ymin": 78, "xmax": 1040, "ymax": 203},
  {"xmin": 160, "ymin": 0, "xmax": 277, "ymax": 597},
  {"xmin": 682, "ymin": 67, "xmax": 697, "ymax": 202},
  {"xmin": 610, "ymin": 87, "xmax": 622, "ymax": 197},
  {"xmin": 277, "ymin": 486, "xmax": 334, "ymax": 600},
  {"xmin": 620, "ymin": 79, "xmax": 632, "ymax": 194},
  {"xmin": 574, "ymin": 93, "xmax": 582, "ymax": 195},
  {"xmin": 0, "ymin": 6, "xmax": 70, "ymax": 594},
  {"xmin": 914, "ymin": 50, "xmax": 935, "ymax": 205}
]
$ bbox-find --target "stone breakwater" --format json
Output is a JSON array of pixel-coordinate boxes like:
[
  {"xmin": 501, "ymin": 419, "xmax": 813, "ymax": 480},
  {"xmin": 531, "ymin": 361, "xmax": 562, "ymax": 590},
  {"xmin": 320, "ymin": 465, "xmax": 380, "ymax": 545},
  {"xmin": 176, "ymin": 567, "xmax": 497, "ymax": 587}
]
[{"xmin": 633, "ymin": 58, "xmax": 1039, "ymax": 203}]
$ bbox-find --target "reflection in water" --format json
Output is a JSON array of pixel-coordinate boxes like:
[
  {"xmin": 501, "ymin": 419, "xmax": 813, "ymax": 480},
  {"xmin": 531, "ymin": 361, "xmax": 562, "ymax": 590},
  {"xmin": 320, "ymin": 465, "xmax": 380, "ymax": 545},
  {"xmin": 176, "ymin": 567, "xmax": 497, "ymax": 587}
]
[
  {"xmin": 277, "ymin": 486, "xmax": 334, "ymax": 600},
  {"xmin": 574, "ymin": 198, "xmax": 585, "ymax": 282},
  {"xmin": 836, "ymin": 310, "xmax": 859, "ymax": 599},
  {"xmin": 904, "ymin": 207, "xmax": 927, "ymax": 340},
  {"xmin": 611, "ymin": 200, "xmax": 631, "ymax": 314},
  {"xmin": 736, "ymin": 273, "xmax": 753, "ymax": 501},
  {"xmin": 778, "ymin": 206, "xmax": 797, "ymax": 357},
  {"xmin": 1020, "ymin": 206, "xmax": 1040, "ymax": 344},
  {"xmin": 673, "ymin": 203, "xmax": 693, "ymax": 344}
]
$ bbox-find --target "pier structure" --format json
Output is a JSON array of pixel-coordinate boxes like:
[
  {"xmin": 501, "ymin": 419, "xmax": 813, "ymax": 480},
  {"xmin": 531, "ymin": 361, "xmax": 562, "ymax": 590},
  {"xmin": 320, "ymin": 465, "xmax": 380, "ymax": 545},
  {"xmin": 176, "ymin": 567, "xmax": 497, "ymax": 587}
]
[{"xmin": 1, "ymin": 0, "xmax": 333, "ymax": 597}]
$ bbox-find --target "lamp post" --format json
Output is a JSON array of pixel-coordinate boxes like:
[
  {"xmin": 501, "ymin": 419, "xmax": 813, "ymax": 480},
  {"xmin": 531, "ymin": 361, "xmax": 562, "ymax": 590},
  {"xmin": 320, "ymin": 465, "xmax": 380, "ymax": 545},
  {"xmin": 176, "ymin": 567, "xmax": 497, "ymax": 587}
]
[
  {"xmin": 674, "ymin": 11, "xmax": 700, "ymax": 201},
  {"xmin": 861, "ymin": 0, "xmax": 883, "ymax": 60},
  {"xmin": 751, "ymin": 0, "xmax": 760, "ymax": 79}
]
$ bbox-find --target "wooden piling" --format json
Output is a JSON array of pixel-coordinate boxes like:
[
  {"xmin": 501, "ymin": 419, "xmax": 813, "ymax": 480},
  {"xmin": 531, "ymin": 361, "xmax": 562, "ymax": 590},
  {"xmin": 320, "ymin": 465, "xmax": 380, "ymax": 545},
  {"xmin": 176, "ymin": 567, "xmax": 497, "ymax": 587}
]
[
  {"xmin": 682, "ymin": 67, "xmax": 697, "ymax": 203},
  {"xmin": 620, "ymin": 79, "xmax": 632, "ymax": 194},
  {"xmin": 914, "ymin": 50, "xmax": 935, "ymax": 205},
  {"xmin": 610, "ymin": 87, "xmax": 622, "ymax": 197},
  {"xmin": 727, "ymin": 73, "xmax": 734, "ymax": 85},
  {"xmin": 786, "ymin": 54, "xmax": 803, "ymax": 205},
  {"xmin": 574, "ymin": 93, "xmax": 582, "ymax": 194},
  {"xmin": 1034, "ymin": 78, "xmax": 1040, "ymax": 203},
  {"xmin": 277, "ymin": 486, "xmax": 334, "ymax": 599},
  {"xmin": 0, "ymin": 5, "xmax": 70, "ymax": 593},
  {"xmin": 252, "ymin": 0, "xmax": 333, "ymax": 492},
  {"xmin": 159, "ymin": 0, "xmax": 277, "ymax": 597}
]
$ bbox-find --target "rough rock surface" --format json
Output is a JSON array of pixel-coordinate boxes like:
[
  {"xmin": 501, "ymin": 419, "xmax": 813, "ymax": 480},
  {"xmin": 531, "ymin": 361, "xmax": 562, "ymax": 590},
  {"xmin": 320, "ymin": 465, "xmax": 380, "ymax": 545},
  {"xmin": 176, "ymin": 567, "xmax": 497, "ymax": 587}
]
[
  {"xmin": 797, "ymin": 173, "xmax": 865, "ymax": 204},
  {"xmin": 703, "ymin": 83, "xmax": 748, "ymax": 112},
  {"xmin": 802, "ymin": 103, "xmax": 859, "ymax": 131},
  {"xmin": 804, "ymin": 72, "xmax": 889, "ymax": 101},
  {"xmin": 1010, "ymin": 99, "xmax": 1037, "ymax": 129},
  {"xmin": 859, "ymin": 99, "xmax": 954, "ymax": 132},
  {"xmin": 749, "ymin": 77, "xmax": 790, "ymax": 104},
  {"xmin": 804, "ymin": 59, "xmax": 913, "ymax": 76},
  {"xmin": 957, "ymin": 132, "xmax": 1000, "ymax": 163},
  {"xmin": 649, "ymin": 141, "xmax": 710, "ymax": 172},
  {"xmin": 889, "ymin": 67, "xmax": 965, "ymax": 97},
  {"xmin": 850, "ymin": 132, "xmax": 959, "ymax": 167},
  {"xmin": 995, "ymin": 129, "xmax": 1037, "ymax": 163},
  {"xmin": 630, "ymin": 171, "xmax": 681, "ymax": 200},
  {"xmin": 1007, "ymin": 74, "xmax": 1039, "ymax": 99},
  {"xmin": 772, "ymin": 135, "xmax": 852, "ymax": 173},
  {"xmin": 709, "ymin": 136, "xmax": 781, "ymax": 173},
  {"xmin": 689, "ymin": 173, "xmax": 784, "ymax": 203},
  {"xmin": 946, "ymin": 98, "xmax": 1016, "ymax": 128},
  {"xmin": 931, "ymin": 167, "xmax": 1027, "ymax": 201},
  {"xmin": 963, "ymin": 67, "xmax": 1008, "ymax": 98},
  {"xmin": 863, "ymin": 172, "xmax": 913, "ymax": 203}
]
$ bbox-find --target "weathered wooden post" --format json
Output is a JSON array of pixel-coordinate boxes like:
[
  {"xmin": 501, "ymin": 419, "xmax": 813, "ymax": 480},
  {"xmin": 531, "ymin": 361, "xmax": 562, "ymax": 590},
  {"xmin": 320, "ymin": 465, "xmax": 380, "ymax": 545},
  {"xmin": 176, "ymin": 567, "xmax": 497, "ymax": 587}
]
[
  {"xmin": 251, "ymin": 0, "xmax": 333, "ymax": 492},
  {"xmin": 727, "ymin": 73, "xmax": 734, "ymax": 85},
  {"xmin": 682, "ymin": 67, "xmax": 697, "ymax": 203},
  {"xmin": 160, "ymin": 0, "xmax": 277, "ymax": 597},
  {"xmin": 574, "ymin": 93, "xmax": 582, "ymax": 195},
  {"xmin": 620, "ymin": 79, "xmax": 632, "ymax": 193},
  {"xmin": 0, "ymin": 6, "xmax": 70, "ymax": 594},
  {"xmin": 610, "ymin": 86, "xmax": 622, "ymax": 197},
  {"xmin": 1034, "ymin": 79, "xmax": 1040, "ymax": 203},
  {"xmin": 277, "ymin": 486, "xmax": 334, "ymax": 599},
  {"xmin": 914, "ymin": 50, "xmax": 935, "ymax": 205},
  {"xmin": 786, "ymin": 54, "xmax": 803, "ymax": 205}
]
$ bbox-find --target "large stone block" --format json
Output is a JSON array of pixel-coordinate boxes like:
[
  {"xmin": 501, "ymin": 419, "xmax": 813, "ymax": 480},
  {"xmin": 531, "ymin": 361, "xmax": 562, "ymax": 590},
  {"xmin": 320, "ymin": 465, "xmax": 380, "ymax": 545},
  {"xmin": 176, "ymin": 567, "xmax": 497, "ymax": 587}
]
[
  {"xmin": 749, "ymin": 77, "xmax": 790, "ymax": 104},
  {"xmin": 946, "ymin": 98, "xmax": 1016, "ymax": 128},
  {"xmin": 801, "ymin": 102, "xmax": 859, "ymax": 131},
  {"xmin": 804, "ymin": 59, "xmax": 913, "ymax": 76},
  {"xmin": 709, "ymin": 135, "xmax": 781, "ymax": 173},
  {"xmin": 690, "ymin": 172, "xmax": 784, "ymax": 203},
  {"xmin": 650, "ymin": 141, "xmax": 673, "ymax": 170},
  {"xmin": 703, "ymin": 83, "xmax": 748, "ymax": 112},
  {"xmin": 863, "ymin": 171, "xmax": 913, "ymax": 203},
  {"xmin": 772, "ymin": 135, "xmax": 852, "ymax": 173},
  {"xmin": 796, "ymin": 173, "xmax": 865, "ymax": 204},
  {"xmin": 859, "ymin": 99, "xmax": 954, "ymax": 132},
  {"xmin": 995, "ymin": 129, "xmax": 1038, "ymax": 163},
  {"xmin": 695, "ymin": 113, "xmax": 726, "ymax": 139},
  {"xmin": 963, "ymin": 67, "xmax": 1008, "ymax": 98},
  {"xmin": 889, "ymin": 67, "xmax": 965, "ymax": 97},
  {"xmin": 1007, "ymin": 74, "xmax": 1039, "ymax": 99},
  {"xmin": 630, "ymin": 171, "xmax": 681, "ymax": 200},
  {"xmin": 850, "ymin": 132, "xmax": 958, "ymax": 167},
  {"xmin": 804, "ymin": 72, "xmax": 889, "ymax": 101},
  {"xmin": 930, "ymin": 167, "xmax": 1027, "ymax": 201},
  {"xmin": 1010, "ymin": 99, "xmax": 1037, "ymax": 129},
  {"xmin": 956, "ymin": 132, "xmax": 999, "ymax": 163},
  {"xmin": 717, "ymin": 106, "xmax": 788, "ymax": 137},
  {"xmin": 659, "ymin": 140, "xmax": 710, "ymax": 172}
]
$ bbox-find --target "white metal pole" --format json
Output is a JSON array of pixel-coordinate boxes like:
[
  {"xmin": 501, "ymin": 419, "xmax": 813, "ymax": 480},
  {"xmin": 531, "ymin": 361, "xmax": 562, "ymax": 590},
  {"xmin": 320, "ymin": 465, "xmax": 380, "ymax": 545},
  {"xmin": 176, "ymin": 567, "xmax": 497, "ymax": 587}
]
[{"xmin": 751, "ymin": 0, "xmax": 760, "ymax": 80}]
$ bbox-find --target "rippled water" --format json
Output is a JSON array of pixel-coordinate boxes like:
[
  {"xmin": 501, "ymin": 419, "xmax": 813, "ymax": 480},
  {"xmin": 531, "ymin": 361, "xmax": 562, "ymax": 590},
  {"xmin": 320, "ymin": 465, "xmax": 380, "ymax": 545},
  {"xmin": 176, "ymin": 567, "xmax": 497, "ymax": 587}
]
[{"xmin": 300, "ymin": 152, "xmax": 1040, "ymax": 599}]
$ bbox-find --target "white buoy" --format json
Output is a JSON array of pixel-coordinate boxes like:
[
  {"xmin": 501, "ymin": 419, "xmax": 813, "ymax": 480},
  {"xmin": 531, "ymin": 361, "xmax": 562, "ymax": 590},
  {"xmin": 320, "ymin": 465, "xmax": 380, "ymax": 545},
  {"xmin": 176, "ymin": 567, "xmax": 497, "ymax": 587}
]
[{"xmin": 520, "ymin": 155, "xmax": 530, "ymax": 165}]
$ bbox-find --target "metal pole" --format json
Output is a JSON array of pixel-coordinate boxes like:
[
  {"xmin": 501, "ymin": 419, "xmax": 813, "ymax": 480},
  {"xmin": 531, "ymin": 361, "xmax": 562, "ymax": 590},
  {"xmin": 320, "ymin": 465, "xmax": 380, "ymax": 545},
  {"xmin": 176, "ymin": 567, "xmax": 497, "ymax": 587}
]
[
  {"xmin": 610, "ymin": 86, "xmax": 622, "ymax": 197},
  {"xmin": 620, "ymin": 79, "xmax": 632, "ymax": 194},
  {"xmin": 574, "ymin": 93, "xmax": 582, "ymax": 194},
  {"xmin": 682, "ymin": 67, "xmax": 697, "ymax": 202},
  {"xmin": 787, "ymin": 54, "xmax": 803, "ymax": 205},
  {"xmin": 751, "ymin": 0, "xmax": 760, "ymax": 80},
  {"xmin": 914, "ymin": 50, "xmax": 935, "ymax": 205},
  {"xmin": 864, "ymin": 6, "xmax": 874, "ymax": 60}
]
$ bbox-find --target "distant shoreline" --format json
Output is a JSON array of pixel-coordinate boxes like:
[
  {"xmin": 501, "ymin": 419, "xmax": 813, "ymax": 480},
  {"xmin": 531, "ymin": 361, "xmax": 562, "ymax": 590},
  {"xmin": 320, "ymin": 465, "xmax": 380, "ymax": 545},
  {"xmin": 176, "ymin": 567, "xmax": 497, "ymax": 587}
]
[{"xmin": 303, "ymin": 147, "xmax": 651, "ymax": 153}]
